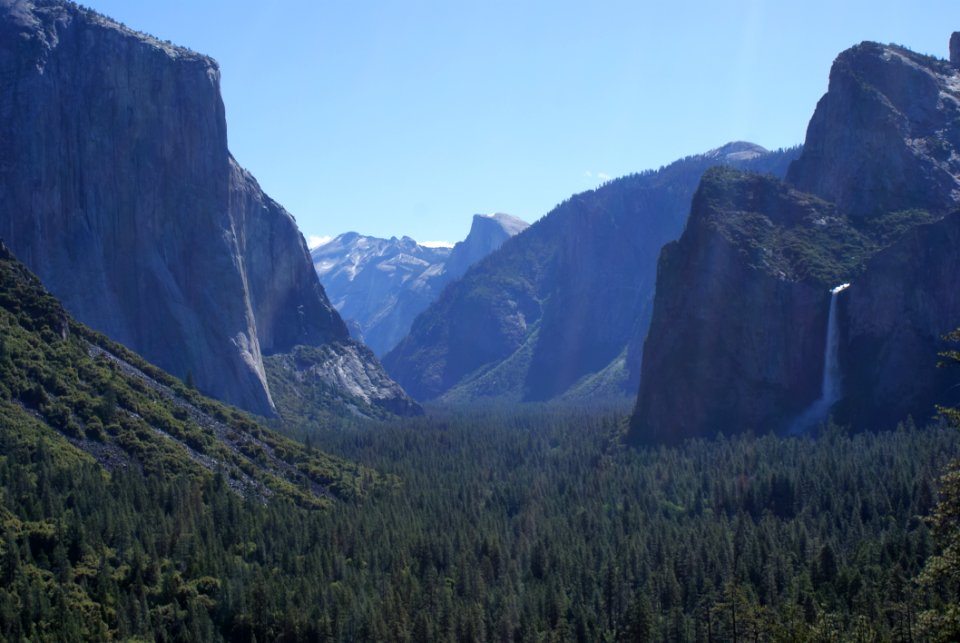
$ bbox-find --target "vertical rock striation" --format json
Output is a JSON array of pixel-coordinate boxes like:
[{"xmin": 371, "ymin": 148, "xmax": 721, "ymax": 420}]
[{"xmin": 0, "ymin": 0, "xmax": 414, "ymax": 417}]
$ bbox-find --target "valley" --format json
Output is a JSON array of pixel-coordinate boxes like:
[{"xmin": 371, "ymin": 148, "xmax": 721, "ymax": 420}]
[
  {"xmin": 2, "ymin": 399, "xmax": 957, "ymax": 640},
  {"xmin": 1, "ymin": 0, "xmax": 959, "ymax": 641}
]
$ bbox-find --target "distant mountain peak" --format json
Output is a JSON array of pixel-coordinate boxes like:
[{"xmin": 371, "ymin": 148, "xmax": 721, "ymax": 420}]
[
  {"xmin": 705, "ymin": 141, "xmax": 769, "ymax": 162},
  {"xmin": 474, "ymin": 212, "xmax": 530, "ymax": 237},
  {"xmin": 311, "ymin": 213, "xmax": 528, "ymax": 356},
  {"xmin": 443, "ymin": 213, "xmax": 530, "ymax": 282}
]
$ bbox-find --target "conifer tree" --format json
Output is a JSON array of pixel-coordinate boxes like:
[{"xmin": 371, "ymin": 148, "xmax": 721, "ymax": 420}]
[{"xmin": 918, "ymin": 329, "xmax": 960, "ymax": 641}]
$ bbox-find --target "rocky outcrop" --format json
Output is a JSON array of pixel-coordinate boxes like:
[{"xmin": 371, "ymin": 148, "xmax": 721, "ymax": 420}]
[
  {"xmin": 265, "ymin": 343, "xmax": 424, "ymax": 421},
  {"xmin": 631, "ymin": 37, "xmax": 960, "ymax": 443},
  {"xmin": 312, "ymin": 214, "xmax": 527, "ymax": 356},
  {"xmin": 0, "ymin": 0, "xmax": 414, "ymax": 417},
  {"xmin": 383, "ymin": 143, "xmax": 800, "ymax": 403},
  {"xmin": 787, "ymin": 42, "xmax": 960, "ymax": 219},
  {"xmin": 951, "ymin": 32, "xmax": 960, "ymax": 67},
  {"xmin": 631, "ymin": 170, "xmax": 863, "ymax": 443}
]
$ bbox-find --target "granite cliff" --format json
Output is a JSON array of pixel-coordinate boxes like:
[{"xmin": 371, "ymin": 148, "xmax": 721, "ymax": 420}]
[
  {"xmin": 633, "ymin": 169, "xmax": 870, "ymax": 442},
  {"xmin": 0, "ymin": 0, "xmax": 417, "ymax": 417},
  {"xmin": 631, "ymin": 37, "xmax": 960, "ymax": 443},
  {"xmin": 383, "ymin": 144, "xmax": 800, "ymax": 404},
  {"xmin": 443, "ymin": 213, "xmax": 530, "ymax": 280},
  {"xmin": 312, "ymin": 213, "xmax": 527, "ymax": 356},
  {"xmin": 788, "ymin": 42, "xmax": 960, "ymax": 219}
]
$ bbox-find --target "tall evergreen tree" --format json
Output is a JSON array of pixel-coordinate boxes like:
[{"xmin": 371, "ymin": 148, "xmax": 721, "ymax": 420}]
[{"xmin": 918, "ymin": 329, "xmax": 960, "ymax": 640}]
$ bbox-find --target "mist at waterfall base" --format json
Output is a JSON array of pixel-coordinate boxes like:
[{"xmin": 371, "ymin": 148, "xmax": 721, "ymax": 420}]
[{"xmin": 788, "ymin": 283, "xmax": 851, "ymax": 436}]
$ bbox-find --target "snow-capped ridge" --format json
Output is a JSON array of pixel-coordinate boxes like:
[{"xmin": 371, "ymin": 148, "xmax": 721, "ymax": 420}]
[{"xmin": 310, "ymin": 213, "xmax": 528, "ymax": 355}]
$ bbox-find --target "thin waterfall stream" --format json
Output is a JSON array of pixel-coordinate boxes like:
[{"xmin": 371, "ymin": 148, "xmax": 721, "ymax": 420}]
[{"xmin": 789, "ymin": 282, "xmax": 850, "ymax": 434}]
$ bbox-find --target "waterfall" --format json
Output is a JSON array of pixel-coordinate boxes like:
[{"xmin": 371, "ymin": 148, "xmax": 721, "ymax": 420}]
[{"xmin": 789, "ymin": 283, "xmax": 850, "ymax": 435}]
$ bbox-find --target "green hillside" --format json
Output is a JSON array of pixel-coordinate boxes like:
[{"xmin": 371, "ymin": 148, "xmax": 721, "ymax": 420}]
[{"xmin": 0, "ymin": 242, "xmax": 374, "ymax": 508}]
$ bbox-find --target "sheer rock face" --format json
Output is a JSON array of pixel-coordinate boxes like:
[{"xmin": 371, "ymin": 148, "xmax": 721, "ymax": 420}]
[
  {"xmin": 787, "ymin": 42, "xmax": 960, "ymax": 219},
  {"xmin": 443, "ymin": 214, "xmax": 529, "ymax": 280},
  {"xmin": 631, "ymin": 39, "xmax": 960, "ymax": 443},
  {"xmin": 950, "ymin": 32, "xmax": 960, "ymax": 67},
  {"xmin": 0, "ymin": 0, "xmax": 414, "ymax": 417},
  {"xmin": 631, "ymin": 172, "xmax": 834, "ymax": 444}
]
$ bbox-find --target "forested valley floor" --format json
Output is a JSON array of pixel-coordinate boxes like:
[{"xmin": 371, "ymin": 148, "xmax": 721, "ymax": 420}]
[{"xmin": 1, "ymin": 403, "xmax": 958, "ymax": 641}]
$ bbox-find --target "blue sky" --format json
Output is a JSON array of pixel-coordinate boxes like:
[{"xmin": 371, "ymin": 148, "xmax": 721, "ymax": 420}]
[{"xmin": 84, "ymin": 1, "xmax": 957, "ymax": 246}]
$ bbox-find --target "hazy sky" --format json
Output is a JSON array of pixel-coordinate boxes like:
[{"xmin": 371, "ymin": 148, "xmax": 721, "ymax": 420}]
[{"xmin": 83, "ymin": 0, "xmax": 957, "ymax": 246}]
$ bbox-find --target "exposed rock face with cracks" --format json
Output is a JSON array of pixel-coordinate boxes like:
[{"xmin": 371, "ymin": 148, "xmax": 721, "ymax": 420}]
[{"xmin": 0, "ymin": 0, "xmax": 417, "ymax": 417}]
